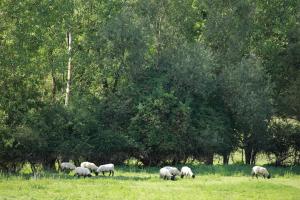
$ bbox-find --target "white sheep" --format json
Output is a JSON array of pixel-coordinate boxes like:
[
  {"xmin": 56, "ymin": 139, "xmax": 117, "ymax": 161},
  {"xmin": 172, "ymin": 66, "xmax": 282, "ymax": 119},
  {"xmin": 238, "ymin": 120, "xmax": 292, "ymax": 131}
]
[
  {"xmin": 251, "ymin": 166, "xmax": 271, "ymax": 179},
  {"xmin": 160, "ymin": 167, "xmax": 175, "ymax": 180},
  {"xmin": 97, "ymin": 163, "xmax": 114, "ymax": 176},
  {"xmin": 60, "ymin": 162, "xmax": 76, "ymax": 172},
  {"xmin": 80, "ymin": 162, "xmax": 99, "ymax": 175},
  {"xmin": 74, "ymin": 167, "xmax": 92, "ymax": 178},
  {"xmin": 164, "ymin": 166, "xmax": 181, "ymax": 176},
  {"xmin": 180, "ymin": 166, "xmax": 195, "ymax": 178}
]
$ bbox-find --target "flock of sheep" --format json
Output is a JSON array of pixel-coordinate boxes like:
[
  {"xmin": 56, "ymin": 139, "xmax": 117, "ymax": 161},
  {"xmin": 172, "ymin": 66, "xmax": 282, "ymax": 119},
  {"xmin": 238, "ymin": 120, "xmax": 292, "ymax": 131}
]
[
  {"xmin": 60, "ymin": 162, "xmax": 115, "ymax": 178},
  {"xmin": 160, "ymin": 166, "xmax": 195, "ymax": 180},
  {"xmin": 60, "ymin": 161, "xmax": 271, "ymax": 180}
]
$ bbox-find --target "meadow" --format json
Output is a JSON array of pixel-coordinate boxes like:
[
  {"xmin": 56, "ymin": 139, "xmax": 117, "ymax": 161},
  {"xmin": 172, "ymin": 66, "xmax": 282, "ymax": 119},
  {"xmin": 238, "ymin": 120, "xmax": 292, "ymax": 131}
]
[{"xmin": 0, "ymin": 165, "xmax": 300, "ymax": 200}]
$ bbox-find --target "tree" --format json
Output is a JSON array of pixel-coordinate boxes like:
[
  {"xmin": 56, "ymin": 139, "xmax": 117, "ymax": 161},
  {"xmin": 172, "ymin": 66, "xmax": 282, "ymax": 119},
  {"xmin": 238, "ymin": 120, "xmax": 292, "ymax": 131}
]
[
  {"xmin": 222, "ymin": 56, "xmax": 273, "ymax": 164},
  {"xmin": 266, "ymin": 117, "xmax": 300, "ymax": 165},
  {"xmin": 129, "ymin": 90, "xmax": 190, "ymax": 166}
]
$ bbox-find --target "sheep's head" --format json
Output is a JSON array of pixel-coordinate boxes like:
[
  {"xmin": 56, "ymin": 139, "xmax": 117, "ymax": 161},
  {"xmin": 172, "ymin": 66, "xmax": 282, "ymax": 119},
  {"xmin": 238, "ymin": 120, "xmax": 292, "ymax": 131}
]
[
  {"xmin": 180, "ymin": 174, "xmax": 184, "ymax": 178},
  {"xmin": 87, "ymin": 174, "xmax": 92, "ymax": 177},
  {"xmin": 171, "ymin": 175, "xmax": 176, "ymax": 181},
  {"xmin": 173, "ymin": 168, "xmax": 181, "ymax": 176},
  {"xmin": 267, "ymin": 174, "xmax": 271, "ymax": 179},
  {"xmin": 192, "ymin": 174, "xmax": 195, "ymax": 178}
]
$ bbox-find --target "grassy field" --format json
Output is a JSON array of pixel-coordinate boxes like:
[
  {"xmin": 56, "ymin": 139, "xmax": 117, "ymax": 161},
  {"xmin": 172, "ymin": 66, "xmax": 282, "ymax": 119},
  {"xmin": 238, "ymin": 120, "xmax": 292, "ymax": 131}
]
[{"xmin": 0, "ymin": 165, "xmax": 300, "ymax": 200}]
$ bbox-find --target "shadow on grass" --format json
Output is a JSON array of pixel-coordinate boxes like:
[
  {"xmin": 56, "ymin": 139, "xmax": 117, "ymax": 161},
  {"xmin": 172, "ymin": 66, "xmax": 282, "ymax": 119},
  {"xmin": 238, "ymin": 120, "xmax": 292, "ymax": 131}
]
[
  {"xmin": 0, "ymin": 172, "xmax": 152, "ymax": 181},
  {"xmin": 117, "ymin": 166, "xmax": 159, "ymax": 174},
  {"xmin": 93, "ymin": 175, "xmax": 152, "ymax": 181}
]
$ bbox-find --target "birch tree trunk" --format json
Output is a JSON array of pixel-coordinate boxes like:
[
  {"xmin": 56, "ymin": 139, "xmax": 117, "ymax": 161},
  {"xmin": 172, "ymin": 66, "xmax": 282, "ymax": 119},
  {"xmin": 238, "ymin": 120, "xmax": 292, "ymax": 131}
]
[{"xmin": 65, "ymin": 31, "xmax": 72, "ymax": 106}]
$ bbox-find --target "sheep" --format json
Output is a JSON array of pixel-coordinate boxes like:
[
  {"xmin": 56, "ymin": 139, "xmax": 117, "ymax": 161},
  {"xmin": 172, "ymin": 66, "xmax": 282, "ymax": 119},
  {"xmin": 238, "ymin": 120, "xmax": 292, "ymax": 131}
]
[
  {"xmin": 80, "ymin": 162, "xmax": 99, "ymax": 176},
  {"xmin": 96, "ymin": 163, "xmax": 114, "ymax": 176},
  {"xmin": 251, "ymin": 166, "xmax": 271, "ymax": 179},
  {"xmin": 180, "ymin": 166, "xmax": 195, "ymax": 178},
  {"xmin": 159, "ymin": 166, "xmax": 180, "ymax": 180},
  {"xmin": 160, "ymin": 167, "xmax": 175, "ymax": 180},
  {"xmin": 60, "ymin": 162, "xmax": 76, "ymax": 172},
  {"xmin": 74, "ymin": 167, "xmax": 92, "ymax": 178},
  {"xmin": 164, "ymin": 166, "xmax": 181, "ymax": 176}
]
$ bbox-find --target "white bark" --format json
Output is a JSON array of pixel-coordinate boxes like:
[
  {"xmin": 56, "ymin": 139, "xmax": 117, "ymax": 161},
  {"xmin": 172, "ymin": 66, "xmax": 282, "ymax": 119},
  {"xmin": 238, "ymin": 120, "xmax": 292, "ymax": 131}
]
[{"xmin": 65, "ymin": 31, "xmax": 72, "ymax": 106}]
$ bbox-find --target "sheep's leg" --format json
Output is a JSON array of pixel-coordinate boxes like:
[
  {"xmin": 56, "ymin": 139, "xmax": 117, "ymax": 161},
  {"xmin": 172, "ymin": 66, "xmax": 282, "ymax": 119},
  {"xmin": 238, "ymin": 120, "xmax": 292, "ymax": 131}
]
[
  {"xmin": 256, "ymin": 174, "xmax": 258, "ymax": 179},
  {"xmin": 102, "ymin": 171, "xmax": 105, "ymax": 176},
  {"xmin": 112, "ymin": 170, "xmax": 114, "ymax": 176},
  {"xmin": 109, "ymin": 171, "xmax": 111, "ymax": 176}
]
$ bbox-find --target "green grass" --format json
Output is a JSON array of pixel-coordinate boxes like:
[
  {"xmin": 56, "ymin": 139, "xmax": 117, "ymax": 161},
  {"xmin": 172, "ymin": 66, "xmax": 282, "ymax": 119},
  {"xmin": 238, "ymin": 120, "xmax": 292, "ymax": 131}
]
[{"xmin": 0, "ymin": 165, "xmax": 300, "ymax": 200}]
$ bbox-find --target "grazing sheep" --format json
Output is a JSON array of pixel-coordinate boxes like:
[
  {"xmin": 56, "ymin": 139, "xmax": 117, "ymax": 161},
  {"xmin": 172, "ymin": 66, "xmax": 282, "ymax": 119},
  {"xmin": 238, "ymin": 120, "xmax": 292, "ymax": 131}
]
[
  {"xmin": 251, "ymin": 166, "xmax": 271, "ymax": 179},
  {"xmin": 80, "ymin": 162, "xmax": 99, "ymax": 176},
  {"xmin": 180, "ymin": 166, "xmax": 195, "ymax": 178},
  {"xmin": 97, "ymin": 163, "xmax": 114, "ymax": 176},
  {"xmin": 74, "ymin": 167, "xmax": 92, "ymax": 178},
  {"xmin": 164, "ymin": 166, "xmax": 181, "ymax": 176},
  {"xmin": 160, "ymin": 167, "xmax": 175, "ymax": 180},
  {"xmin": 60, "ymin": 162, "xmax": 76, "ymax": 172}
]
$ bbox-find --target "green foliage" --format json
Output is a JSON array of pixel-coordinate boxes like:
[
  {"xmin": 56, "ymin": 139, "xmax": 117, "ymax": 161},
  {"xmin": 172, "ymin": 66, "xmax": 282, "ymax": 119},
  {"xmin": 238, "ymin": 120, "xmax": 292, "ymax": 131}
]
[
  {"xmin": 0, "ymin": 0, "xmax": 299, "ymax": 169},
  {"xmin": 266, "ymin": 117, "xmax": 300, "ymax": 165},
  {"xmin": 129, "ymin": 90, "xmax": 190, "ymax": 165},
  {"xmin": 221, "ymin": 56, "xmax": 273, "ymax": 164}
]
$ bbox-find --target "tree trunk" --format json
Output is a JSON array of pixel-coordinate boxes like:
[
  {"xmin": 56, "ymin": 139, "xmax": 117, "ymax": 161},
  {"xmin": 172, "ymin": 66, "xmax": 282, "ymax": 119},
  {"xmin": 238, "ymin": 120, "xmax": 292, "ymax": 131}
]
[
  {"xmin": 43, "ymin": 158, "xmax": 57, "ymax": 171},
  {"xmin": 65, "ymin": 31, "xmax": 72, "ymax": 106},
  {"xmin": 51, "ymin": 68, "xmax": 56, "ymax": 102},
  {"xmin": 30, "ymin": 163, "xmax": 37, "ymax": 175},
  {"xmin": 275, "ymin": 158, "xmax": 282, "ymax": 166},
  {"xmin": 140, "ymin": 157, "xmax": 150, "ymax": 166},
  {"xmin": 245, "ymin": 148, "xmax": 252, "ymax": 165},
  {"xmin": 294, "ymin": 151, "xmax": 300, "ymax": 165},
  {"xmin": 73, "ymin": 159, "xmax": 80, "ymax": 167},
  {"xmin": 241, "ymin": 149, "xmax": 244, "ymax": 164},
  {"xmin": 171, "ymin": 157, "xmax": 179, "ymax": 166},
  {"xmin": 204, "ymin": 153, "xmax": 214, "ymax": 165},
  {"xmin": 223, "ymin": 153, "xmax": 229, "ymax": 165},
  {"xmin": 48, "ymin": 49, "xmax": 57, "ymax": 102},
  {"xmin": 250, "ymin": 150, "xmax": 257, "ymax": 165}
]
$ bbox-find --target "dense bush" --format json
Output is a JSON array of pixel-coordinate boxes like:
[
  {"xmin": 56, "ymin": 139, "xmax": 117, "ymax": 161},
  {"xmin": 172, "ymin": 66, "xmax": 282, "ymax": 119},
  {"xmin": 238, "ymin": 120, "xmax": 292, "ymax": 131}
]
[{"xmin": 0, "ymin": 0, "xmax": 299, "ymax": 171}]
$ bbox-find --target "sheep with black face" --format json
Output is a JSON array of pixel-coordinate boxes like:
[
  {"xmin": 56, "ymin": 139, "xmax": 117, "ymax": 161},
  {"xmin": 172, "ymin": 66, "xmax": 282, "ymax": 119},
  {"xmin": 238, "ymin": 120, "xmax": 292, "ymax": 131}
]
[
  {"xmin": 80, "ymin": 162, "xmax": 99, "ymax": 176},
  {"xmin": 251, "ymin": 166, "xmax": 271, "ymax": 179},
  {"xmin": 60, "ymin": 162, "xmax": 76, "ymax": 172},
  {"xmin": 160, "ymin": 167, "xmax": 175, "ymax": 180},
  {"xmin": 164, "ymin": 166, "xmax": 181, "ymax": 176},
  {"xmin": 74, "ymin": 167, "xmax": 92, "ymax": 178},
  {"xmin": 97, "ymin": 163, "xmax": 114, "ymax": 176},
  {"xmin": 180, "ymin": 166, "xmax": 195, "ymax": 178}
]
